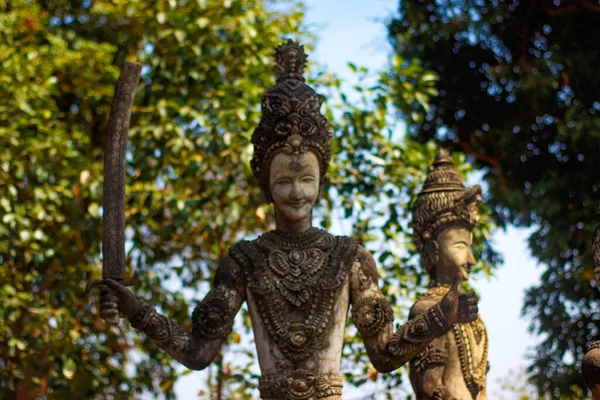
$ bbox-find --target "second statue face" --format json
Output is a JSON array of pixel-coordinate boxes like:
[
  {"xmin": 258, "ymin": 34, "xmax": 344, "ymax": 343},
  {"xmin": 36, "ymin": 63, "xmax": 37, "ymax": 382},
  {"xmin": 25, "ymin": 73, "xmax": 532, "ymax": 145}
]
[
  {"xmin": 435, "ymin": 225, "xmax": 476, "ymax": 281},
  {"xmin": 269, "ymin": 151, "xmax": 320, "ymax": 221}
]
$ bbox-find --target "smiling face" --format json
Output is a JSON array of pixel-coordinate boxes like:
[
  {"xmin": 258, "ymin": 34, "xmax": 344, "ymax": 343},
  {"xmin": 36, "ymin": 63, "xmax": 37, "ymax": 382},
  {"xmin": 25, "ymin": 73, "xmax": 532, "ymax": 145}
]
[
  {"xmin": 434, "ymin": 225, "xmax": 476, "ymax": 282},
  {"xmin": 269, "ymin": 151, "xmax": 320, "ymax": 222}
]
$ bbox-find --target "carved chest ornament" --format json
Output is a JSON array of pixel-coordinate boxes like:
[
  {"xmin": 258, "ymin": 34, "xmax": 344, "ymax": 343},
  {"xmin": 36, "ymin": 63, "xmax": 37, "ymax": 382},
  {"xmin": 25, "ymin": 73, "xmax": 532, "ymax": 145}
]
[{"xmin": 230, "ymin": 228, "xmax": 357, "ymax": 361}]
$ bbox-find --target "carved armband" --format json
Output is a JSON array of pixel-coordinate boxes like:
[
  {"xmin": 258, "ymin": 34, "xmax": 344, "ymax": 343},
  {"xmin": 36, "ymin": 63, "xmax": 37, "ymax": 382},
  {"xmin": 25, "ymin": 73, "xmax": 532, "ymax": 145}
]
[
  {"xmin": 129, "ymin": 301, "xmax": 190, "ymax": 356},
  {"xmin": 387, "ymin": 303, "xmax": 450, "ymax": 357},
  {"xmin": 352, "ymin": 297, "xmax": 393, "ymax": 337},
  {"xmin": 191, "ymin": 288, "xmax": 235, "ymax": 341},
  {"xmin": 424, "ymin": 303, "xmax": 451, "ymax": 336}
]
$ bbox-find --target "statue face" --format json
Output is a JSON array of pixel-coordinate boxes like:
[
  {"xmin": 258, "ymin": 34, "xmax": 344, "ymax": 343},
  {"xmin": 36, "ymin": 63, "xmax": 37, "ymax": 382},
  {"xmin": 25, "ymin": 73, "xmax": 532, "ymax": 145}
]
[
  {"xmin": 269, "ymin": 151, "xmax": 320, "ymax": 221},
  {"xmin": 435, "ymin": 225, "xmax": 475, "ymax": 280}
]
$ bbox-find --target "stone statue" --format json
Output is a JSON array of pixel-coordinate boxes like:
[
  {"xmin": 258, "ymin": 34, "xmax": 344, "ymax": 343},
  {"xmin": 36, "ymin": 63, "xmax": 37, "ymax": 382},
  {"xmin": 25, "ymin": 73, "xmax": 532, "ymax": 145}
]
[
  {"xmin": 583, "ymin": 222, "xmax": 600, "ymax": 399},
  {"xmin": 409, "ymin": 149, "xmax": 489, "ymax": 400},
  {"xmin": 92, "ymin": 41, "xmax": 480, "ymax": 399}
]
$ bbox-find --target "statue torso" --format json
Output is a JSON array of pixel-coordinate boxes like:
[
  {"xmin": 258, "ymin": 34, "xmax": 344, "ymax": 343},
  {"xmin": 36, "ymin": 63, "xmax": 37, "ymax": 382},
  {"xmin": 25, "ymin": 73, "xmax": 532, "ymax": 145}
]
[
  {"xmin": 411, "ymin": 287, "xmax": 489, "ymax": 400},
  {"xmin": 230, "ymin": 228, "xmax": 358, "ymax": 400}
]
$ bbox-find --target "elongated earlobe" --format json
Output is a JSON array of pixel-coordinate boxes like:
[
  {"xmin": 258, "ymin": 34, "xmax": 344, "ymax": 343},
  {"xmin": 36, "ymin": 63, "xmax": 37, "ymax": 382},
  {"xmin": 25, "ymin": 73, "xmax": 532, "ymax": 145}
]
[{"xmin": 424, "ymin": 240, "xmax": 439, "ymax": 267}]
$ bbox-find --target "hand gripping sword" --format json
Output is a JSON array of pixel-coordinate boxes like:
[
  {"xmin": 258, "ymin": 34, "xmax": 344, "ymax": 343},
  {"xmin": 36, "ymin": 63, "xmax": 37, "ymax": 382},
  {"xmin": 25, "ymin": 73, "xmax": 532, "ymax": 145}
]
[{"xmin": 87, "ymin": 62, "xmax": 142, "ymax": 325}]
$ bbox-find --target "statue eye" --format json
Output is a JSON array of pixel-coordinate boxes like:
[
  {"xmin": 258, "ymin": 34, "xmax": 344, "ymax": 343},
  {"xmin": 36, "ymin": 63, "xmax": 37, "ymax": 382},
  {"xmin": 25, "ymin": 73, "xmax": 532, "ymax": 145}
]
[{"xmin": 275, "ymin": 178, "xmax": 291, "ymax": 185}]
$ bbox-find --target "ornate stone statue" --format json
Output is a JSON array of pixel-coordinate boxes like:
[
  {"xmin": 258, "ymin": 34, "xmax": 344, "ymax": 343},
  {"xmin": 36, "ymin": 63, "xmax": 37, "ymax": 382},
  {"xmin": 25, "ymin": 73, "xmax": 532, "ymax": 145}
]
[
  {"xmin": 409, "ymin": 149, "xmax": 489, "ymax": 400},
  {"xmin": 92, "ymin": 41, "xmax": 480, "ymax": 399},
  {"xmin": 583, "ymin": 222, "xmax": 600, "ymax": 399}
]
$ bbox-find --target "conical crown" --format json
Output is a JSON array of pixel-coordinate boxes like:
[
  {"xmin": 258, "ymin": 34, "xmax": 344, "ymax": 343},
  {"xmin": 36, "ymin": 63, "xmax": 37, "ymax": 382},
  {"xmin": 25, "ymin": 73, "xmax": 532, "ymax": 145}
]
[
  {"xmin": 420, "ymin": 149, "xmax": 466, "ymax": 194},
  {"xmin": 412, "ymin": 149, "xmax": 482, "ymax": 252},
  {"xmin": 251, "ymin": 40, "xmax": 332, "ymax": 202}
]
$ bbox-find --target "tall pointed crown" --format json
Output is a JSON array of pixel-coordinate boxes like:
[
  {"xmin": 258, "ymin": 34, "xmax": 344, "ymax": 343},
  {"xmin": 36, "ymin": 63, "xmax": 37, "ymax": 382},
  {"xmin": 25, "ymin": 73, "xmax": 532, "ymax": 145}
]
[
  {"xmin": 412, "ymin": 149, "xmax": 482, "ymax": 252},
  {"xmin": 251, "ymin": 40, "xmax": 332, "ymax": 201}
]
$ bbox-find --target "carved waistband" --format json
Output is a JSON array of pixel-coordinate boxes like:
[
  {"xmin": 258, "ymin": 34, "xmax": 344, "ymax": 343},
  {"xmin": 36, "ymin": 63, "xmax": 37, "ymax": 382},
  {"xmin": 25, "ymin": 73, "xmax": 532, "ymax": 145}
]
[{"xmin": 258, "ymin": 369, "xmax": 343, "ymax": 399}]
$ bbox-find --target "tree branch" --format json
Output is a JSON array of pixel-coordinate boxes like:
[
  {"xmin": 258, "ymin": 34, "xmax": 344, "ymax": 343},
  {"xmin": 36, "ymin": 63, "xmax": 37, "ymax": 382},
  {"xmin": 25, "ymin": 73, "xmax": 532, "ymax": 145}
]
[{"xmin": 456, "ymin": 136, "xmax": 508, "ymax": 189}]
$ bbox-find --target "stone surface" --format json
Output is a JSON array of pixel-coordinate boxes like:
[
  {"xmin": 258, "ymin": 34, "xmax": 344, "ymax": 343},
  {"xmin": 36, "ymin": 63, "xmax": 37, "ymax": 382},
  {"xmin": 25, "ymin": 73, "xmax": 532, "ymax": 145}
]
[
  {"xmin": 583, "ymin": 222, "xmax": 600, "ymax": 399},
  {"xmin": 409, "ymin": 149, "xmax": 488, "ymax": 400}
]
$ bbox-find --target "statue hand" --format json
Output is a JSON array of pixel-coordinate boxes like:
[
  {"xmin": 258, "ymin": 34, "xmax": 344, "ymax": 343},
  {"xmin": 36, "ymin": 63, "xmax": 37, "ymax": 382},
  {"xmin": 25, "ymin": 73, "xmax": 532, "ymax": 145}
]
[
  {"xmin": 98, "ymin": 279, "xmax": 140, "ymax": 320},
  {"xmin": 439, "ymin": 274, "xmax": 478, "ymax": 325},
  {"xmin": 456, "ymin": 291, "xmax": 479, "ymax": 324}
]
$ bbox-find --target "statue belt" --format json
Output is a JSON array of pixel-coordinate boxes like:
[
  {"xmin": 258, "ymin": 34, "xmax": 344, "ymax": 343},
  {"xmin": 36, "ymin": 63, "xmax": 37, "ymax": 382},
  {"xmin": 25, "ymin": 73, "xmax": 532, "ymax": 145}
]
[{"xmin": 258, "ymin": 370, "xmax": 343, "ymax": 399}]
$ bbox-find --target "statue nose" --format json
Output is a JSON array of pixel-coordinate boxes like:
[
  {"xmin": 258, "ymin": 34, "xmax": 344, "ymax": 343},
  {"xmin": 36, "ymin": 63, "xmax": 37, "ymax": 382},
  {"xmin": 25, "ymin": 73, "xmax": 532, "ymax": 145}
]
[
  {"xmin": 467, "ymin": 250, "xmax": 476, "ymax": 265},
  {"xmin": 290, "ymin": 181, "xmax": 303, "ymax": 199}
]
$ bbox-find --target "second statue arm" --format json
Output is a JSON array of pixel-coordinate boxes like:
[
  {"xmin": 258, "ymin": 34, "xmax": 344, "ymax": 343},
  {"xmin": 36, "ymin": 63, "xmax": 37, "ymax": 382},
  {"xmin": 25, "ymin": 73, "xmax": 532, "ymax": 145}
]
[
  {"xmin": 349, "ymin": 246, "xmax": 478, "ymax": 374},
  {"xmin": 100, "ymin": 255, "xmax": 245, "ymax": 370}
]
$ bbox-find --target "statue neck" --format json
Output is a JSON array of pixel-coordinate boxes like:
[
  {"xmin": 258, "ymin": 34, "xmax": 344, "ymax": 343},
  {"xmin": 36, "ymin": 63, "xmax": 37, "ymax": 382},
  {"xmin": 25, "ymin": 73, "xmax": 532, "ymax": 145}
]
[{"xmin": 274, "ymin": 209, "xmax": 313, "ymax": 233}]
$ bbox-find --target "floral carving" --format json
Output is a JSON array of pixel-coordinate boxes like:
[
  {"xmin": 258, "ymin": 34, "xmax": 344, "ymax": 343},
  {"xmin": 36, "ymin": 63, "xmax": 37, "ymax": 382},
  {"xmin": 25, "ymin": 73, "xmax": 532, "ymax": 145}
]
[
  {"xmin": 352, "ymin": 297, "xmax": 394, "ymax": 337},
  {"xmin": 259, "ymin": 370, "xmax": 343, "ymax": 399},
  {"xmin": 191, "ymin": 288, "xmax": 234, "ymax": 340},
  {"xmin": 230, "ymin": 228, "xmax": 357, "ymax": 361},
  {"xmin": 410, "ymin": 341, "xmax": 449, "ymax": 373}
]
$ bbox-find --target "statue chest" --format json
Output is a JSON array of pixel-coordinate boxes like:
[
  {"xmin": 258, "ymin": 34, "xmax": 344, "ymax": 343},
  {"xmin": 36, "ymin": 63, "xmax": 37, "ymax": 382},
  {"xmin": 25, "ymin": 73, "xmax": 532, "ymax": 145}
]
[{"xmin": 230, "ymin": 230, "xmax": 357, "ymax": 362}]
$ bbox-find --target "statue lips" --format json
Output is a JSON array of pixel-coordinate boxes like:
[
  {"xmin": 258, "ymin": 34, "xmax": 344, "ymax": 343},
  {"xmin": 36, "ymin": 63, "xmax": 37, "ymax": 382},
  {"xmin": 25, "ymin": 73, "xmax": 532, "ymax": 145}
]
[
  {"xmin": 458, "ymin": 263, "xmax": 472, "ymax": 280},
  {"xmin": 287, "ymin": 202, "xmax": 307, "ymax": 208}
]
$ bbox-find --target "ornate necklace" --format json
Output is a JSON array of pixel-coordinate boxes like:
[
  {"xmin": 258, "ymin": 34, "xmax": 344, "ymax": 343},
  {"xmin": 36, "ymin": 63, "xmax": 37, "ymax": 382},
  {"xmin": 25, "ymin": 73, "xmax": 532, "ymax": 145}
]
[
  {"xmin": 453, "ymin": 319, "xmax": 488, "ymax": 399},
  {"xmin": 230, "ymin": 230, "xmax": 357, "ymax": 361},
  {"xmin": 419, "ymin": 283, "xmax": 451, "ymax": 299}
]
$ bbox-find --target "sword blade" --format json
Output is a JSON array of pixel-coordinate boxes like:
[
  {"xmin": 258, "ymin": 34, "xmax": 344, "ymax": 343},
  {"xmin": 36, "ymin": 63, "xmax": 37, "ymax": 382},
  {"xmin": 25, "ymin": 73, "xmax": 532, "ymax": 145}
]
[{"xmin": 102, "ymin": 62, "xmax": 141, "ymax": 319}]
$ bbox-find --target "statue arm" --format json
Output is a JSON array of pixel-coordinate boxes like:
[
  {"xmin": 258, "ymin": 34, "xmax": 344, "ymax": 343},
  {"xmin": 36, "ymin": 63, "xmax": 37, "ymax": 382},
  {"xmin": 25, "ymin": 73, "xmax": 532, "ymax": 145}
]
[
  {"xmin": 106, "ymin": 255, "xmax": 245, "ymax": 370},
  {"xmin": 409, "ymin": 300, "xmax": 454, "ymax": 399},
  {"xmin": 349, "ymin": 247, "xmax": 451, "ymax": 373}
]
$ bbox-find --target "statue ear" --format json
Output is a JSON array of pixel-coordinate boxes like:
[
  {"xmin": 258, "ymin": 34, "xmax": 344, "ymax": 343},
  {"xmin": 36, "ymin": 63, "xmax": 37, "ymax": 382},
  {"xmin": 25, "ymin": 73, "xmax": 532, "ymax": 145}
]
[
  {"xmin": 260, "ymin": 186, "xmax": 273, "ymax": 204},
  {"xmin": 424, "ymin": 239, "xmax": 439, "ymax": 266},
  {"xmin": 318, "ymin": 177, "xmax": 327, "ymax": 200}
]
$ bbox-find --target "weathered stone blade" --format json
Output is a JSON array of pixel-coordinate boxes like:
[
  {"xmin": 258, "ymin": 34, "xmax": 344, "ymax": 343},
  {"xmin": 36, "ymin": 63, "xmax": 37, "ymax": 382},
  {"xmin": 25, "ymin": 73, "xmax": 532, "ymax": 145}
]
[{"xmin": 102, "ymin": 62, "xmax": 141, "ymax": 282}]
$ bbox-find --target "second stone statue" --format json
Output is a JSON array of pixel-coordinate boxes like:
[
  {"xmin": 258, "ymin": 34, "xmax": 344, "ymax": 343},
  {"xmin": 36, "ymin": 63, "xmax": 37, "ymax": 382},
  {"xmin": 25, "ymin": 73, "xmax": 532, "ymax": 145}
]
[
  {"xmin": 93, "ymin": 41, "xmax": 481, "ymax": 400},
  {"xmin": 409, "ymin": 149, "xmax": 489, "ymax": 400}
]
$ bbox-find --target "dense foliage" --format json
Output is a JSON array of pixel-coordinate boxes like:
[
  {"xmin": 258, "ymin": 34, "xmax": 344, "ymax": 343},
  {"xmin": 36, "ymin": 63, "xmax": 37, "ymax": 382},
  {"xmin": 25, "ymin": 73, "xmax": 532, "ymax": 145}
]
[
  {"xmin": 388, "ymin": 0, "xmax": 600, "ymax": 397},
  {"xmin": 0, "ymin": 0, "xmax": 495, "ymax": 398}
]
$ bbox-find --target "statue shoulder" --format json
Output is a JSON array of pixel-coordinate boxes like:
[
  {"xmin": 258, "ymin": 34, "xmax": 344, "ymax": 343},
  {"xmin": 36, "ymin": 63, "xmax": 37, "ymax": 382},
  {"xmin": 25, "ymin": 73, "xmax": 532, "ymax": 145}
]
[
  {"xmin": 228, "ymin": 238, "xmax": 259, "ymax": 264},
  {"xmin": 352, "ymin": 245, "xmax": 378, "ymax": 283},
  {"xmin": 214, "ymin": 253, "xmax": 245, "ymax": 289}
]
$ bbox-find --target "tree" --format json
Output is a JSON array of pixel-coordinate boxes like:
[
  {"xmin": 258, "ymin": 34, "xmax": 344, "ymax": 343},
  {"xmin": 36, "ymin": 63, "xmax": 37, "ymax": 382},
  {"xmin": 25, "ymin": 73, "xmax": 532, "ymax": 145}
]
[
  {"xmin": 388, "ymin": 0, "xmax": 600, "ymax": 397},
  {"xmin": 1, "ymin": 0, "xmax": 495, "ymax": 398},
  {"xmin": 1, "ymin": 0, "xmax": 307, "ymax": 397}
]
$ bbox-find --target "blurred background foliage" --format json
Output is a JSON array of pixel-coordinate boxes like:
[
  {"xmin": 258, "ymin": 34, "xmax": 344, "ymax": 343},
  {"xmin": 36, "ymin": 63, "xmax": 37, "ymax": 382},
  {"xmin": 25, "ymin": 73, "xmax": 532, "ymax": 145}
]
[
  {"xmin": 388, "ymin": 0, "xmax": 600, "ymax": 397},
  {"xmin": 0, "ymin": 0, "xmax": 494, "ymax": 398},
  {"xmin": 3, "ymin": 0, "xmax": 597, "ymax": 399}
]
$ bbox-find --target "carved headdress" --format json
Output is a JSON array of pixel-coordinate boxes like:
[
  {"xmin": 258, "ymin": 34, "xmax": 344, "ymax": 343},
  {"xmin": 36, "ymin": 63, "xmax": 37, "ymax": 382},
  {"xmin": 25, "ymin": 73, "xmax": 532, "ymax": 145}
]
[
  {"xmin": 251, "ymin": 40, "xmax": 332, "ymax": 201},
  {"xmin": 412, "ymin": 149, "xmax": 482, "ymax": 254}
]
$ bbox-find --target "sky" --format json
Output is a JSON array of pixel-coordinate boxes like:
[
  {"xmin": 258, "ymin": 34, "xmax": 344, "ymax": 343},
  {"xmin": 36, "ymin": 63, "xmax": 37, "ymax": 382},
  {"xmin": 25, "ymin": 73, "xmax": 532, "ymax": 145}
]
[{"xmin": 174, "ymin": 0, "xmax": 543, "ymax": 398}]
